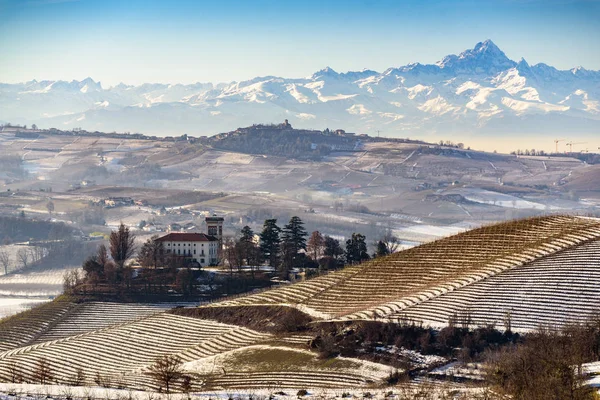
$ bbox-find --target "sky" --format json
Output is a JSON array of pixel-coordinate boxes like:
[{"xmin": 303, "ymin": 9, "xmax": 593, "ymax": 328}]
[{"xmin": 0, "ymin": 0, "xmax": 599, "ymax": 86}]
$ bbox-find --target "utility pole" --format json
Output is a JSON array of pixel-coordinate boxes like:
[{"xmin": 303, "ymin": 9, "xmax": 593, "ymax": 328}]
[{"xmin": 376, "ymin": 130, "xmax": 381, "ymax": 138}]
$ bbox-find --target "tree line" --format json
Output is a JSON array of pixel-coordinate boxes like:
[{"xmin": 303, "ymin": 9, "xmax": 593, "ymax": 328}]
[
  {"xmin": 225, "ymin": 216, "xmax": 399, "ymax": 279},
  {"xmin": 72, "ymin": 217, "xmax": 399, "ymax": 298}
]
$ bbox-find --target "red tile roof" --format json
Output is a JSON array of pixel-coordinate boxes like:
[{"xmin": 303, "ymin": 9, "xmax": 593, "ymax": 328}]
[{"xmin": 155, "ymin": 233, "xmax": 218, "ymax": 242}]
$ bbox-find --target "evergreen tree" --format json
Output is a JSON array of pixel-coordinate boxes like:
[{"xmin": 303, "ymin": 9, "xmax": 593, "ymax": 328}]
[
  {"xmin": 323, "ymin": 236, "xmax": 344, "ymax": 260},
  {"xmin": 345, "ymin": 233, "xmax": 370, "ymax": 265},
  {"xmin": 240, "ymin": 225, "xmax": 254, "ymax": 244},
  {"xmin": 237, "ymin": 225, "xmax": 260, "ymax": 277},
  {"xmin": 281, "ymin": 216, "xmax": 308, "ymax": 273},
  {"xmin": 281, "ymin": 216, "xmax": 308, "ymax": 254},
  {"xmin": 375, "ymin": 240, "xmax": 389, "ymax": 258},
  {"xmin": 259, "ymin": 219, "xmax": 281, "ymax": 268}
]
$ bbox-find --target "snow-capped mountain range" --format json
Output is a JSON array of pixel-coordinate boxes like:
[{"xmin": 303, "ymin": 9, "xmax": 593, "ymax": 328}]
[{"xmin": 1, "ymin": 40, "xmax": 599, "ymax": 138}]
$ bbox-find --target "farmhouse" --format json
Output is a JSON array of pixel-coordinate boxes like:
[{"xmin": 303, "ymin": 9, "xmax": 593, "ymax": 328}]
[{"xmin": 155, "ymin": 232, "xmax": 219, "ymax": 267}]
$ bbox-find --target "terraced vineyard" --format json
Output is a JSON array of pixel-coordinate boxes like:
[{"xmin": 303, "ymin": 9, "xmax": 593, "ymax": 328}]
[
  {"xmin": 0, "ymin": 300, "xmax": 196, "ymax": 352},
  {"xmin": 3, "ymin": 215, "xmax": 600, "ymax": 392},
  {"xmin": 0, "ymin": 313, "xmax": 273, "ymax": 390},
  {"xmin": 395, "ymin": 238, "xmax": 600, "ymax": 331},
  {"xmin": 33, "ymin": 302, "xmax": 195, "ymax": 343},
  {"xmin": 0, "ymin": 299, "xmax": 76, "ymax": 352},
  {"xmin": 210, "ymin": 216, "xmax": 600, "ymax": 324}
]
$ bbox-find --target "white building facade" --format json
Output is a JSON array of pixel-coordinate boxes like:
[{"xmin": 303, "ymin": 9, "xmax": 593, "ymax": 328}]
[{"xmin": 155, "ymin": 232, "xmax": 219, "ymax": 267}]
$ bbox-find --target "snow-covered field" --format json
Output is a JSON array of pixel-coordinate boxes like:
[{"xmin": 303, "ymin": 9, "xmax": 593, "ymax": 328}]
[
  {"xmin": 0, "ymin": 383, "xmax": 484, "ymax": 400},
  {"xmin": 429, "ymin": 362, "xmax": 485, "ymax": 381},
  {"xmin": 0, "ymin": 297, "xmax": 50, "ymax": 319},
  {"xmin": 0, "ymin": 268, "xmax": 75, "ymax": 318},
  {"xmin": 396, "ymin": 224, "xmax": 466, "ymax": 239},
  {"xmin": 456, "ymin": 188, "xmax": 560, "ymax": 210}
]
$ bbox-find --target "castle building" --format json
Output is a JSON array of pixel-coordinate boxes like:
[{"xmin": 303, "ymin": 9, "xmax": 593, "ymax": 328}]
[
  {"xmin": 155, "ymin": 232, "xmax": 219, "ymax": 267},
  {"xmin": 154, "ymin": 216, "xmax": 224, "ymax": 267}
]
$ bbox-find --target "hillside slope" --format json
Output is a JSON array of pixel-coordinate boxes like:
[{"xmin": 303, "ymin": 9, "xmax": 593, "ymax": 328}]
[
  {"xmin": 396, "ymin": 238, "xmax": 600, "ymax": 331},
  {"xmin": 0, "ymin": 311, "xmax": 390, "ymax": 390},
  {"xmin": 2, "ymin": 216, "xmax": 600, "ymax": 391},
  {"xmin": 209, "ymin": 215, "xmax": 600, "ymax": 326}
]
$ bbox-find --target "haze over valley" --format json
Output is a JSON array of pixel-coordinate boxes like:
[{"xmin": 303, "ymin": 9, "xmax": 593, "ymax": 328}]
[{"xmin": 2, "ymin": 40, "xmax": 599, "ymax": 152}]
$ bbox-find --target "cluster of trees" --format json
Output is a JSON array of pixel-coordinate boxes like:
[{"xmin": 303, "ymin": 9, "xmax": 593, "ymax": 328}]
[
  {"xmin": 0, "ymin": 246, "xmax": 47, "ymax": 274},
  {"xmin": 78, "ymin": 224, "xmax": 217, "ymax": 297},
  {"xmin": 0, "ymin": 215, "xmax": 74, "ymax": 243},
  {"xmin": 438, "ymin": 140, "xmax": 466, "ymax": 149},
  {"xmin": 0, "ymin": 155, "xmax": 27, "ymax": 179},
  {"xmin": 511, "ymin": 148, "xmax": 547, "ymax": 156},
  {"xmin": 225, "ymin": 216, "xmax": 398, "ymax": 279},
  {"xmin": 313, "ymin": 313, "xmax": 600, "ymax": 400},
  {"xmin": 487, "ymin": 320, "xmax": 600, "ymax": 400},
  {"xmin": 67, "ymin": 205, "xmax": 106, "ymax": 226},
  {"xmin": 79, "ymin": 223, "xmax": 137, "ymax": 289},
  {"xmin": 224, "ymin": 217, "xmax": 313, "ymax": 278}
]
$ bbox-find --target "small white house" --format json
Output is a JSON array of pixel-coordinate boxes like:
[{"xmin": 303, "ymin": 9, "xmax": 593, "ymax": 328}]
[{"xmin": 155, "ymin": 232, "xmax": 219, "ymax": 267}]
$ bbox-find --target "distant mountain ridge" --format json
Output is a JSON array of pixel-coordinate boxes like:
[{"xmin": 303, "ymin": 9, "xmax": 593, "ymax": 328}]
[{"xmin": 1, "ymin": 40, "xmax": 598, "ymax": 138}]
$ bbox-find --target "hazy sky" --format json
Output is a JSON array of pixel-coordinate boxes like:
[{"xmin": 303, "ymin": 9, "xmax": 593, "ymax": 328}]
[{"xmin": 1, "ymin": 0, "xmax": 599, "ymax": 86}]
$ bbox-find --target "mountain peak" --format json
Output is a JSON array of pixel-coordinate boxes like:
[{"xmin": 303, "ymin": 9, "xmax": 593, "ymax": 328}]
[
  {"xmin": 473, "ymin": 39, "xmax": 500, "ymax": 54},
  {"xmin": 437, "ymin": 39, "xmax": 515, "ymax": 74},
  {"xmin": 516, "ymin": 57, "xmax": 530, "ymax": 71},
  {"xmin": 311, "ymin": 66, "xmax": 339, "ymax": 79},
  {"xmin": 79, "ymin": 77, "xmax": 102, "ymax": 92}
]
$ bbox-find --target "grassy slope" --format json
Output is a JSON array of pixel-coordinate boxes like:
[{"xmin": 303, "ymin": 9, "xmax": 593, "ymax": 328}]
[{"xmin": 170, "ymin": 305, "xmax": 313, "ymax": 334}]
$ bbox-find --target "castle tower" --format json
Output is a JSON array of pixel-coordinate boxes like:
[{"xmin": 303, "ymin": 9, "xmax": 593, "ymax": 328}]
[
  {"xmin": 206, "ymin": 215, "xmax": 224, "ymax": 262},
  {"xmin": 205, "ymin": 215, "xmax": 224, "ymax": 242}
]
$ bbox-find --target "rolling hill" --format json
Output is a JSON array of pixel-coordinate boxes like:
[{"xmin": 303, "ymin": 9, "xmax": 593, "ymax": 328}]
[
  {"xmin": 2, "ymin": 215, "xmax": 600, "ymax": 392},
  {"xmin": 209, "ymin": 215, "xmax": 600, "ymax": 329}
]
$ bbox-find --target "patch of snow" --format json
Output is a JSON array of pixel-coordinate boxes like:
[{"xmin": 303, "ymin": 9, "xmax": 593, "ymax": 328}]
[{"xmin": 346, "ymin": 104, "xmax": 372, "ymax": 115}]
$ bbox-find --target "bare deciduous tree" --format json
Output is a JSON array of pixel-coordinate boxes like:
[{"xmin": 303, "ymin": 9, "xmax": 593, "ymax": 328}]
[
  {"xmin": 33, "ymin": 357, "xmax": 53, "ymax": 384},
  {"xmin": 109, "ymin": 223, "xmax": 136, "ymax": 268},
  {"xmin": 307, "ymin": 230, "xmax": 325, "ymax": 261},
  {"xmin": 7, "ymin": 361, "xmax": 22, "ymax": 383},
  {"xmin": 0, "ymin": 250, "xmax": 10, "ymax": 275},
  {"xmin": 46, "ymin": 200, "xmax": 55, "ymax": 214},
  {"xmin": 16, "ymin": 248, "xmax": 30, "ymax": 269},
  {"xmin": 145, "ymin": 355, "xmax": 183, "ymax": 393},
  {"xmin": 63, "ymin": 269, "xmax": 82, "ymax": 293},
  {"xmin": 381, "ymin": 229, "xmax": 400, "ymax": 254}
]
